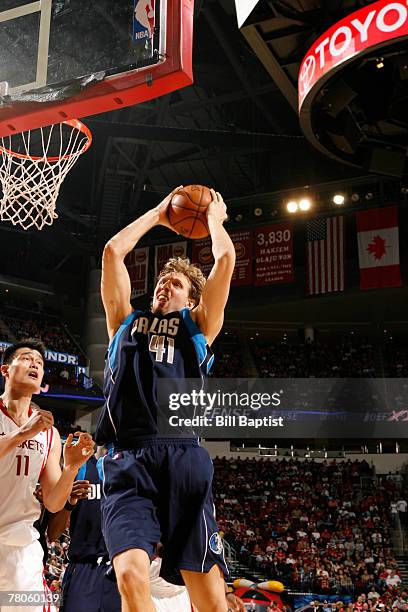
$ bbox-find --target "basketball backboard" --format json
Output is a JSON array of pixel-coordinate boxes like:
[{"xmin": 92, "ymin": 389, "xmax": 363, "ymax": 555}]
[{"xmin": 0, "ymin": 0, "xmax": 193, "ymax": 136}]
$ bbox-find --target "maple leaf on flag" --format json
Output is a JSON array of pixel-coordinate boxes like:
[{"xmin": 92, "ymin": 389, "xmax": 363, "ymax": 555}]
[{"xmin": 367, "ymin": 235, "xmax": 387, "ymax": 261}]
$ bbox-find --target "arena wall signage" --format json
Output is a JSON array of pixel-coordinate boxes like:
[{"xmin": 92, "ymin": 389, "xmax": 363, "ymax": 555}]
[
  {"xmin": 298, "ymin": 0, "xmax": 408, "ymax": 110},
  {"xmin": 0, "ymin": 341, "xmax": 79, "ymax": 365}
]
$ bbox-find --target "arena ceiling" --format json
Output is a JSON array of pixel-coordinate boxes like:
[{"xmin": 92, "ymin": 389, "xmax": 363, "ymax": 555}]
[{"xmin": 0, "ymin": 0, "xmax": 406, "ymax": 285}]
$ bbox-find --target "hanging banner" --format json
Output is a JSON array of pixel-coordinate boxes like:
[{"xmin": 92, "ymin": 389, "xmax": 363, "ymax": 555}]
[
  {"xmin": 154, "ymin": 241, "xmax": 187, "ymax": 278},
  {"xmin": 357, "ymin": 206, "xmax": 401, "ymax": 289},
  {"xmin": 191, "ymin": 231, "xmax": 253, "ymax": 286},
  {"xmin": 191, "ymin": 238, "xmax": 213, "ymax": 277},
  {"xmin": 254, "ymin": 223, "xmax": 294, "ymax": 285},
  {"xmin": 125, "ymin": 246, "xmax": 149, "ymax": 298},
  {"xmin": 231, "ymin": 230, "xmax": 253, "ymax": 286},
  {"xmin": 306, "ymin": 216, "xmax": 344, "ymax": 295}
]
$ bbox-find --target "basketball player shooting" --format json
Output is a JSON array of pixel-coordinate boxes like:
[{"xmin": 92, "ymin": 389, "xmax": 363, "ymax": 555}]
[
  {"xmin": 0, "ymin": 340, "xmax": 94, "ymax": 612},
  {"xmin": 95, "ymin": 187, "xmax": 236, "ymax": 612}
]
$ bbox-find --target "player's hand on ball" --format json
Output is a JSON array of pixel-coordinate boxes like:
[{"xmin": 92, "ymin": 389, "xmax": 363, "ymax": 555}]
[
  {"xmin": 63, "ymin": 432, "xmax": 94, "ymax": 470},
  {"xmin": 20, "ymin": 408, "xmax": 54, "ymax": 438},
  {"xmin": 68, "ymin": 480, "xmax": 91, "ymax": 505},
  {"xmin": 155, "ymin": 186, "xmax": 183, "ymax": 231},
  {"xmin": 207, "ymin": 189, "xmax": 228, "ymax": 224}
]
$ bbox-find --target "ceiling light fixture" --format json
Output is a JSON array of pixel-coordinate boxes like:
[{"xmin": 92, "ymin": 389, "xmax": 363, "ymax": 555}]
[
  {"xmin": 299, "ymin": 198, "xmax": 311, "ymax": 211},
  {"xmin": 287, "ymin": 201, "xmax": 298, "ymax": 213}
]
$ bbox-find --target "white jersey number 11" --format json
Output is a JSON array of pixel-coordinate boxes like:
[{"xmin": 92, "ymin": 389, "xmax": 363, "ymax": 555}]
[{"xmin": 16, "ymin": 455, "xmax": 29, "ymax": 477}]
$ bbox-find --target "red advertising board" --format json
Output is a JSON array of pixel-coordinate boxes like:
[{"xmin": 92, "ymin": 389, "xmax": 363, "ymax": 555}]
[{"xmin": 254, "ymin": 223, "xmax": 294, "ymax": 285}]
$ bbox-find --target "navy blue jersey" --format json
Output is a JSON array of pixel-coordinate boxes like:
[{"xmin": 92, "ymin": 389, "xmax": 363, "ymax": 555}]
[
  {"xmin": 94, "ymin": 308, "xmax": 213, "ymax": 446},
  {"xmin": 68, "ymin": 456, "xmax": 107, "ymax": 562}
]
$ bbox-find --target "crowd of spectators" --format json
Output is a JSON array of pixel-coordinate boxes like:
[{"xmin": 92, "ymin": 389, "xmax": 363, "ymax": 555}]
[
  {"xmin": 250, "ymin": 338, "xmax": 377, "ymax": 378},
  {"xmin": 383, "ymin": 342, "xmax": 408, "ymax": 378},
  {"xmin": 211, "ymin": 330, "xmax": 248, "ymax": 378},
  {"xmin": 39, "ymin": 456, "xmax": 407, "ymax": 609},
  {"xmin": 208, "ymin": 332, "xmax": 408, "ymax": 379},
  {"xmin": 212, "ymin": 332, "xmax": 408, "ymax": 380},
  {"xmin": 44, "ymin": 364, "xmax": 94, "ymax": 392},
  {"xmin": 44, "ymin": 533, "xmax": 68, "ymax": 597},
  {"xmin": 307, "ymin": 588, "xmax": 408, "ymax": 612},
  {"xmin": 0, "ymin": 312, "xmax": 100, "ymax": 393},
  {"xmin": 3, "ymin": 309, "xmax": 408, "ymax": 382},
  {"xmin": 2, "ymin": 315, "xmax": 78, "ymax": 355},
  {"xmin": 213, "ymin": 457, "xmax": 404, "ymax": 598}
]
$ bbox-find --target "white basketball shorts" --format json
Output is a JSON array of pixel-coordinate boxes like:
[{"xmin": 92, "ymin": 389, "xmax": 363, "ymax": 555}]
[
  {"xmin": 0, "ymin": 539, "xmax": 56, "ymax": 612},
  {"xmin": 152, "ymin": 590, "xmax": 192, "ymax": 612}
]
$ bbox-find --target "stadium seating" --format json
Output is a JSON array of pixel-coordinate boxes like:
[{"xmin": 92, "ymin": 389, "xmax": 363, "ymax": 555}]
[{"xmin": 213, "ymin": 456, "xmax": 402, "ymax": 599}]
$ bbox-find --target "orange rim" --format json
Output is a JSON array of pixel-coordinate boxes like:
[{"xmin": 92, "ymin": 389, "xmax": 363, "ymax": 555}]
[{"xmin": 0, "ymin": 119, "xmax": 92, "ymax": 162}]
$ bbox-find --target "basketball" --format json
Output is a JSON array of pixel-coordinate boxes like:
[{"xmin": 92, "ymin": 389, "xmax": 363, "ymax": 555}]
[{"xmin": 168, "ymin": 185, "xmax": 212, "ymax": 239}]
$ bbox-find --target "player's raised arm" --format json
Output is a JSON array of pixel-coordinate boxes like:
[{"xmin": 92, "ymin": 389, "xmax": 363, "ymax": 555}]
[
  {"xmin": 192, "ymin": 189, "xmax": 236, "ymax": 346},
  {"xmin": 101, "ymin": 187, "xmax": 181, "ymax": 341}
]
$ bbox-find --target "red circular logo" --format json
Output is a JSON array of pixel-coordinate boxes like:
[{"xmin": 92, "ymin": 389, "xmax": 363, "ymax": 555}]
[
  {"xmin": 199, "ymin": 246, "xmax": 212, "ymax": 264},
  {"xmin": 234, "ymin": 242, "xmax": 245, "ymax": 259},
  {"xmin": 173, "ymin": 245, "xmax": 185, "ymax": 258}
]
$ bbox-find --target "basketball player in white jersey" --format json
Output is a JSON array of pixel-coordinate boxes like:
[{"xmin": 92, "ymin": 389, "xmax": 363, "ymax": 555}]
[
  {"xmin": 149, "ymin": 557, "xmax": 245, "ymax": 612},
  {"xmin": 149, "ymin": 556, "xmax": 193, "ymax": 612},
  {"xmin": 0, "ymin": 340, "xmax": 94, "ymax": 612}
]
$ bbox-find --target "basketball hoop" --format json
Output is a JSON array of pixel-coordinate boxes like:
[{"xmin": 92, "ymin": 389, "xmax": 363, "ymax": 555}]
[{"xmin": 0, "ymin": 119, "xmax": 92, "ymax": 230}]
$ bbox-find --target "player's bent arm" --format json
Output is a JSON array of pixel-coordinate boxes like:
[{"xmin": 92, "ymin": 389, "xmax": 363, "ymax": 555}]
[
  {"xmin": 193, "ymin": 210, "xmax": 235, "ymax": 346},
  {"xmin": 0, "ymin": 429, "xmax": 30, "ymax": 459},
  {"xmin": 102, "ymin": 208, "xmax": 162, "ymax": 340},
  {"xmin": 40, "ymin": 429, "xmax": 77, "ymax": 513},
  {"xmin": 40, "ymin": 430, "xmax": 93, "ymax": 512},
  {"xmin": 47, "ymin": 479, "xmax": 91, "ymax": 540},
  {"xmin": 0, "ymin": 408, "xmax": 53, "ymax": 459},
  {"xmin": 102, "ymin": 244, "xmax": 133, "ymax": 341}
]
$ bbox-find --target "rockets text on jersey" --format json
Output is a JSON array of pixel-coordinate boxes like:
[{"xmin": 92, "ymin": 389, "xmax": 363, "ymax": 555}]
[{"xmin": 0, "ymin": 402, "xmax": 53, "ymax": 546}]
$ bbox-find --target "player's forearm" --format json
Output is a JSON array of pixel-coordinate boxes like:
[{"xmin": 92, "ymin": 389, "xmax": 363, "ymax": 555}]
[
  {"xmin": 0, "ymin": 429, "xmax": 28, "ymax": 459},
  {"xmin": 105, "ymin": 208, "xmax": 160, "ymax": 260},
  {"xmin": 208, "ymin": 215, "xmax": 236, "ymax": 264},
  {"xmin": 42, "ymin": 466, "xmax": 77, "ymax": 513},
  {"xmin": 47, "ymin": 508, "xmax": 71, "ymax": 541}
]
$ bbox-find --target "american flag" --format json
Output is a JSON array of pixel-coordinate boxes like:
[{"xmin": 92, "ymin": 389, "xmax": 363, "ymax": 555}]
[{"xmin": 306, "ymin": 216, "xmax": 344, "ymax": 294}]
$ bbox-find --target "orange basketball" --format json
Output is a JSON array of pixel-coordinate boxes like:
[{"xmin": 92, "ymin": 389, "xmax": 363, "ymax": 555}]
[{"xmin": 168, "ymin": 185, "xmax": 212, "ymax": 239}]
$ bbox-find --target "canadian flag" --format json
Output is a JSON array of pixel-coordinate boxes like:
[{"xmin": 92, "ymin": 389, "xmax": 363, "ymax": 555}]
[{"xmin": 356, "ymin": 206, "xmax": 401, "ymax": 290}]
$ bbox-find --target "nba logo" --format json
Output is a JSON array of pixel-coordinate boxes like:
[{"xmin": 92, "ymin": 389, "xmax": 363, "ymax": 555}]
[{"xmin": 133, "ymin": 0, "xmax": 155, "ymax": 42}]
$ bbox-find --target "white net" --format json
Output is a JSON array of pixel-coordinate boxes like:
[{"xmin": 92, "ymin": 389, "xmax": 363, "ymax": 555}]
[{"xmin": 0, "ymin": 120, "xmax": 91, "ymax": 230}]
